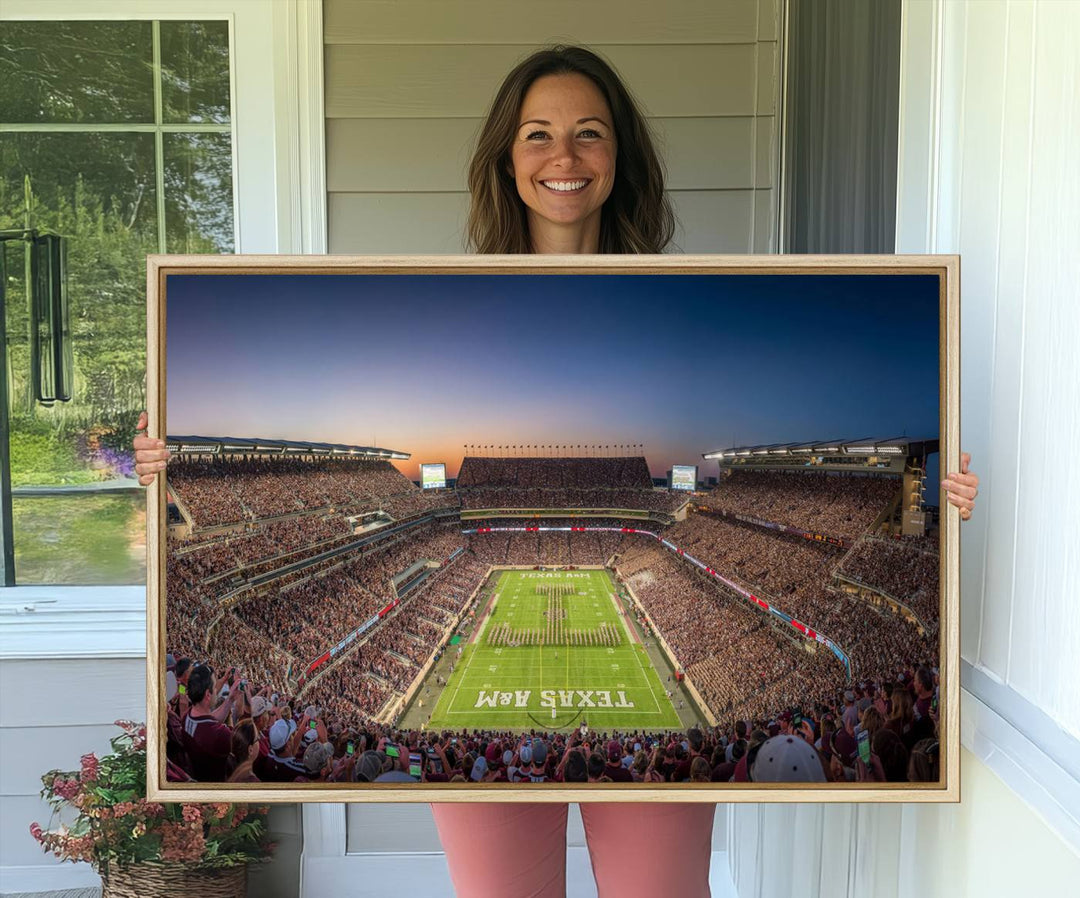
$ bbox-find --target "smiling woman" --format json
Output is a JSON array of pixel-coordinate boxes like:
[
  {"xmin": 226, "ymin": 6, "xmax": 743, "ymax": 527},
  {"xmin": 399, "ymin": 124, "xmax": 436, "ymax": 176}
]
[
  {"xmin": 466, "ymin": 45, "xmax": 674, "ymax": 255},
  {"xmin": 509, "ymin": 73, "xmax": 617, "ymax": 253}
]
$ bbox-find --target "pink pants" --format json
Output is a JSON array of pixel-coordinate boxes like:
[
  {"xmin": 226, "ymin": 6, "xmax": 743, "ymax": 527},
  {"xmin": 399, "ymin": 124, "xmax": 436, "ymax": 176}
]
[{"xmin": 431, "ymin": 802, "xmax": 716, "ymax": 898}]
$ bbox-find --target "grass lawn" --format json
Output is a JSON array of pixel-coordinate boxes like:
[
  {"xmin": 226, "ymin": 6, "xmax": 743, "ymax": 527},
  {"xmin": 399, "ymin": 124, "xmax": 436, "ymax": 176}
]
[{"xmin": 424, "ymin": 569, "xmax": 681, "ymax": 733}]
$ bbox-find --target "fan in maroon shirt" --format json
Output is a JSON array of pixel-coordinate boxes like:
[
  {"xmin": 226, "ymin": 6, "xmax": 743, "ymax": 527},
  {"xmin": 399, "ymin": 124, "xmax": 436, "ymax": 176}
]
[
  {"xmin": 602, "ymin": 740, "xmax": 633, "ymax": 783},
  {"xmin": 180, "ymin": 664, "xmax": 238, "ymax": 782}
]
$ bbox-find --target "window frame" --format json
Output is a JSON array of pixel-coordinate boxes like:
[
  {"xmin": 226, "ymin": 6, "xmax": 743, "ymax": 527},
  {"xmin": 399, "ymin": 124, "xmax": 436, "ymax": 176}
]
[{"xmin": 0, "ymin": 0, "xmax": 325, "ymax": 654}]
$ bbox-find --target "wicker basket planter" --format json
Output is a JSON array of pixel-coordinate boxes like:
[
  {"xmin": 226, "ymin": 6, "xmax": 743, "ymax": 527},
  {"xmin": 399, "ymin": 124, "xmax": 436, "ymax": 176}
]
[
  {"xmin": 32, "ymin": 724, "xmax": 273, "ymax": 892},
  {"xmin": 101, "ymin": 862, "xmax": 247, "ymax": 898}
]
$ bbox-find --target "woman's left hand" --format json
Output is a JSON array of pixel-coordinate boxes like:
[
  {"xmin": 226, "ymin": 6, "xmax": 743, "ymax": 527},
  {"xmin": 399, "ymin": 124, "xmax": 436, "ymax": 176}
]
[{"xmin": 941, "ymin": 451, "xmax": 979, "ymax": 521}]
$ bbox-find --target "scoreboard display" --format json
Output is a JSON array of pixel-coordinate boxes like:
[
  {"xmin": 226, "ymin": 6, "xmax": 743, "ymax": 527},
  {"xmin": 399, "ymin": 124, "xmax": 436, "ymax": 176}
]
[
  {"xmin": 671, "ymin": 465, "xmax": 697, "ymax": 491},
  {"xmin": 420, "ymin": 463, "xmax": 446, "ymax": 489}
]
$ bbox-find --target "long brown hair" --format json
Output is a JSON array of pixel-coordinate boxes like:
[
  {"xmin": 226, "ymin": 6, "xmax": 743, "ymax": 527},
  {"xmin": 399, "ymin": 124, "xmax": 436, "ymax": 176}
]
[
  {"xmin": 887, "ymin": 687, "xmax": 914, "ymax": 730},
  {"xmin": 227, "ymin": 718, "xmax": 258, "ymax": 783},
  {"xmin": 467, "ymin": 45, "xmax": 675, "ymax": 254}
]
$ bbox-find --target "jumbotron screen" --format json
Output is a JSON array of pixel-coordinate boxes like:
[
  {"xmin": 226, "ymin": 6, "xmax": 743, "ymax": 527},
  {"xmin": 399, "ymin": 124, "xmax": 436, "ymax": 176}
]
[
  {"xmin": 420, "ymin": 463, "xmax": 446, "ymax": 490},
  {"xmin": 671, "ymin": 465, "xmax": 698, "ymax": 491}
]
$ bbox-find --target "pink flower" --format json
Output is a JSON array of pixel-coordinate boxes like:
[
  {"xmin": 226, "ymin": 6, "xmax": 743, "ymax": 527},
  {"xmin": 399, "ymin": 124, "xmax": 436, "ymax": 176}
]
[
  {"xmin": 137, "ymin": 799, "xmax": 165, "ymax": 817},
  {"xmin": 52, "ymin": 777, "xmax": 80, "ymax": 801},
  {"xmin": 79, "ymin": 753, "xmax": 100, "ymax": 782},
  {"xmin": 160, "ymin": 821, "xmax": 206, "ymax": 863},
  {"xmin": 181, "ymin": 805, "xmax": 202, "ymax": 824},
  {"xmin": 29, "ymin": 822, "xmax": 43, "ymax": 842}
]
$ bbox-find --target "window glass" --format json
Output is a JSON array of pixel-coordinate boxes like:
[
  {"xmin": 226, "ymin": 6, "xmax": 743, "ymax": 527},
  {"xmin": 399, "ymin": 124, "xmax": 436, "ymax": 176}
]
[
  {"xmin": 0, "ymin": 21, "xmax": 234, "ymax": 584},
  {"xmin": 164, "ymin": 133, "xmax": 235, "ymax": 253},
  {"xmin": 0, "ymin": 22, "xmax": 155, "ymax": 124},
  {"xmin": 160, "ymin": 21, "xmax": 231, "ymax": 124}
]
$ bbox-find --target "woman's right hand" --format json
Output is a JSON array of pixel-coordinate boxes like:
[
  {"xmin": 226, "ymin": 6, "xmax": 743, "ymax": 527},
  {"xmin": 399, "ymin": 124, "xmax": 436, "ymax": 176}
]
[{"xmin": 133, "ymin": 411, "xmax": 169, "ymax": 486}]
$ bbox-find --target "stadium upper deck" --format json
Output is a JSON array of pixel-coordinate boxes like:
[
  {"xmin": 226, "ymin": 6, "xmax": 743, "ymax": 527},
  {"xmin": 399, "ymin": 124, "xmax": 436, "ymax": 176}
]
[
  {"xmin": 457, "ymin": 456, "xmax": 653, "ymax": 489},
  {"xmin": 456, "ymin": 456, "xmax": 686, "ymax": 515}
]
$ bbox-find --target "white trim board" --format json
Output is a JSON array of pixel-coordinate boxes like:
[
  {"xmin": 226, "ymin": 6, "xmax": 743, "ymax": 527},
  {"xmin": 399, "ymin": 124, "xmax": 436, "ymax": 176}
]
[
  {"xmin": 272, "ymin": 0, "xmax": 328, "ymax": 253},
  {"xmin": 960, "ymin": 681, "xmax": 1080, "ymax": 855},
  {"xmin": 0, "ymin": 587, "xmax": 145, "ymax": 660}
]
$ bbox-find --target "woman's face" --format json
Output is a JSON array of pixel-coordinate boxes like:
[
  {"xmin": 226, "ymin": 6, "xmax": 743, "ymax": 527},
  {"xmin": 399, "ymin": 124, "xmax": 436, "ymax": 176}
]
[{"xmin": 509, "ymin": 73, "xmax": 616, "ymax": 241}]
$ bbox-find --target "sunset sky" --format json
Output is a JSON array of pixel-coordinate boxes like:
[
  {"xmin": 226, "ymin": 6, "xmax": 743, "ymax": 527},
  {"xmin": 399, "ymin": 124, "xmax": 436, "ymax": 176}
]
[{"xmin": 166, "ymin": 272, "xmax": 941, "ymax": 483}]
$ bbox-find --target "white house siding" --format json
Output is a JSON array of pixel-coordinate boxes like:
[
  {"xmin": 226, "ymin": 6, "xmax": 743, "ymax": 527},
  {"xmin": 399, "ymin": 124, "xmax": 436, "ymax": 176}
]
[{"xmin": 324, "ymin": 0, "xmax": 782, "ymax": 253}]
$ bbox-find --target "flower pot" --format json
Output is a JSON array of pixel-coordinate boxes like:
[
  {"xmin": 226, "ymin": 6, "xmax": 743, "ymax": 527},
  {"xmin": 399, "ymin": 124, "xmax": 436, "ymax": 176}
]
[{"xmin": 101, "ymin": 861, "xmax": 247, "ymax": 898}]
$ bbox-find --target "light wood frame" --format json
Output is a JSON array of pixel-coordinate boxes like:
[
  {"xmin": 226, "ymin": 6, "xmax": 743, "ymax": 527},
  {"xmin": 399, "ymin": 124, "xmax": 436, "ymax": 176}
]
[{"xmin": 145, "ymin": 253, "xmax": 960, "ymax": 803}]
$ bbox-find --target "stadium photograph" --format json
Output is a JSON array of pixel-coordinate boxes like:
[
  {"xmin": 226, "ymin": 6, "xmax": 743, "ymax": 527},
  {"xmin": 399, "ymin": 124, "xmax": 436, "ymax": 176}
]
[{"xmin": 153, "ymin": 263, "xmax": 951, "ymax": 798}]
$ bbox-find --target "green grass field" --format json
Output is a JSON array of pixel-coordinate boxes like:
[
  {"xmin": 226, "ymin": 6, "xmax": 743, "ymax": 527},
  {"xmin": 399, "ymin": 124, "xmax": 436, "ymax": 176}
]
[{"xmin": 424, "ymin": 569, "xmax": 681, "ymax": 733}]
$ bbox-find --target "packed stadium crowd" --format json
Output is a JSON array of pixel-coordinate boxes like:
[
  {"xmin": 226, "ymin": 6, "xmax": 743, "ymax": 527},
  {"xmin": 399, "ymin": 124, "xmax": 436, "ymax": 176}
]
[
  {"xmin": 666, "ymin": 513, "xmax": 844, "ymax": 623},
  {"xmin": 836, "ymin": 535, "xmax": 941, "ymax": 626},
  {"xmin": 456, "ymin": 456, "xmax": 685, "ymax": 513},
  {"xmin": 459, "ymin": 487, "xmax": 686, "ymax": 513},
  {"xmin": 163, "ymin": 453, "xmax": 943, "ymax": 787},
  {"xmin": 698, "ymin": 469, "xmax": 899, "ymax": 542},
  {"xmin": 168, "ymin": 513, "xmax": 354, "ymax": 576},
  {"xmin": 167, "ymin": 456, "xmax": 457, "ymax": 530},
  {"xmin": 456, "ymin": 456, "xmax": 654, "ymax": 489},
  {"xmin": 166, "ymin": 649, "xmax": 941, "ymax": 786},
  {"xmin": 466, "ymin": 518, "xmax": 650, "ymax": 566},
  {"xmin": 228, "ymin": 524, "xmax": 465, "ymax": 663}
]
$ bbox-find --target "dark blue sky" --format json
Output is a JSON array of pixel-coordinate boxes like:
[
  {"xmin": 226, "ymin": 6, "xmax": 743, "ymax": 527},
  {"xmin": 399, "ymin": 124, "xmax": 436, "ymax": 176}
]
[{"xmin": 167, "ymin": 273, "xmax": 940, "ymax": 481}]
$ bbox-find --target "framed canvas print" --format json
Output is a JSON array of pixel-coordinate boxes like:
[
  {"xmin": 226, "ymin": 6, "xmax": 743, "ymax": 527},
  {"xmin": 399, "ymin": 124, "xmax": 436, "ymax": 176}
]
[{"xmin": 145, "ymin": 254, "xmax": 959, "ymax": 803}]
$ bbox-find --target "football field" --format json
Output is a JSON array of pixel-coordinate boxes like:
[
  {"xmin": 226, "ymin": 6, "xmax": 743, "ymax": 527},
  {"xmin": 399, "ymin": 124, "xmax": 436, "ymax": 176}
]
[{"xmin": 424, "ymin": 569, "xmax": 681, "ymax": 732}]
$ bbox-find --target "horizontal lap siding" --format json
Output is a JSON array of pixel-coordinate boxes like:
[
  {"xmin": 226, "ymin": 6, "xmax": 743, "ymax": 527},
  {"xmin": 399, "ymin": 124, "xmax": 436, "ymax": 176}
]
[
  {"xmin": 0, "ymin": 658, "xmax": 146, "ymax": 869},
  {"xmin": 324, "ymin": 0, "xmax": 780, "ymax": 254},
  {"xmin": 325, "ymin": 45, "xmax": 761, "ymax": 118},
  {"xmin": 327, "ymin": 117, "xmax": 772, "ymax": 192},
  {"xmin": 324, "ymin": 0, "xmax": 762, "ymax": 45},
  {"xmin": 328, "ymin": 189, "xmax": 761, "ymax": 254}
]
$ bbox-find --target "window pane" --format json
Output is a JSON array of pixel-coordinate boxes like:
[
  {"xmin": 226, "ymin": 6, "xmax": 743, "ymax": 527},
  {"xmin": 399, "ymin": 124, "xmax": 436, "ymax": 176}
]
[
  {"xmin": 160, "ymin": 20, "xmax": 232, "ymax": 124},
  {"xmin": 1, "ymin": 131, "xmax": 157, "ymax": 444},
  {"xmin": 164, "ymin": 133, "xmax": 235, "ymax": 252},
  {"xmin": 2, "ymin": 132, "xmax": 156, "ymax": 584},
  {"xmin": 12, "ymin": 494, "xmax": 146, "ymax": 585},
  {"xmin": 0, "ymin": 22, "xmax": 154, "ymax": 124}
]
